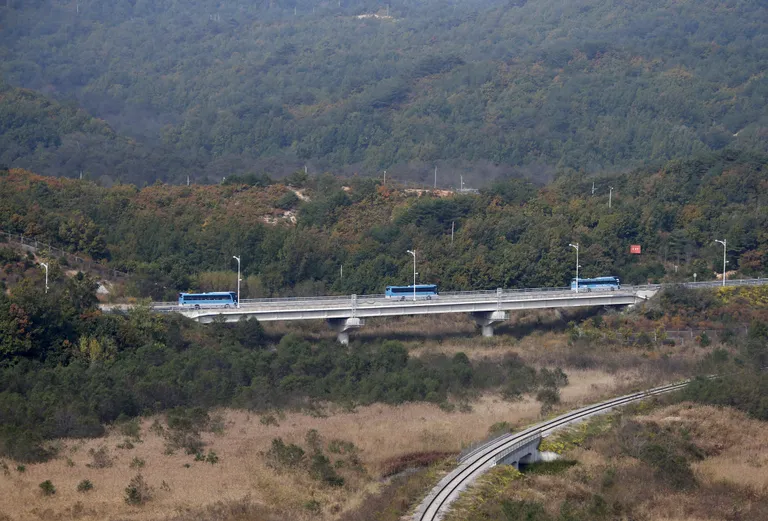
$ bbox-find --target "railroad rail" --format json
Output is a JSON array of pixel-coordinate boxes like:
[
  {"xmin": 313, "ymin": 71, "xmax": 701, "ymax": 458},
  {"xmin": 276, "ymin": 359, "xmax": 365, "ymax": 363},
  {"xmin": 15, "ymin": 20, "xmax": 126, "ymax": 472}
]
[{"xmin": 414, "ymin": 378, "xmax": 699, "ymax": 521}]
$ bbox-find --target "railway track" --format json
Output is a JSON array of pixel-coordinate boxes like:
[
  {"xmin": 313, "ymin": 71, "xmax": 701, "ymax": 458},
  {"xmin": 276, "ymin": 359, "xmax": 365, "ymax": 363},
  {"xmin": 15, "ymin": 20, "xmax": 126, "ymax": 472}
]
[{"xmin": 414, "ymin": 379, "xmax": 698, "ymax": 521}]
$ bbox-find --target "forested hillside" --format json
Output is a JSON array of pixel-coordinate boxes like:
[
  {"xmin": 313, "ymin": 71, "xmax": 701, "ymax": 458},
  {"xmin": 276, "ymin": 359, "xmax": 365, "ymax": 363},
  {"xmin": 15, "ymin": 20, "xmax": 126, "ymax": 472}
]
[
  {"xmin": 2, "ymin": 0, "xmax": 766, "ymax": 184},
  {"xmin": 1, "ymin": 150, "xmax": 766, "ymax": 300},
  {"xmin": 0, "ymin": 81, "xmax": 201, "ymax": 184}
]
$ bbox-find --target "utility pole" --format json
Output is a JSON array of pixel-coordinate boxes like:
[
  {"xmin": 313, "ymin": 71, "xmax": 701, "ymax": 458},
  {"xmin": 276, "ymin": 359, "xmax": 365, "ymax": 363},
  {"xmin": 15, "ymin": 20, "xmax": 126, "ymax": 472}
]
[
  {"xmin": 340, "ymin": 264, "xmax": 343, "ymax": 282},
  {"xmin": 609, "ymin": 186, "xmax": 614, "ymax": 209},
  {"xmin": 383, "ymin": 170, "xmax": 386, "ymax": 185},
  {"xmin": 434, "ymin": 166, "xmax": 437, "ymax": 189},
  {"xmin": 232, "ymin": 256, "xmax": 241, "ymax": 307},
  {"xmin": 451, "ymin": 221, "xmax": 455, "ymax": 245},
  {"xmin": 591, "ymin": 181, "xmax": 595, "ymax": 196},
  {"xmin": 40, "ymin": 262, "xmax": 49, "ymax": 294},
  {"xmin": 187, "ymin": 176, "xmax": 190, "ymax": 186}
]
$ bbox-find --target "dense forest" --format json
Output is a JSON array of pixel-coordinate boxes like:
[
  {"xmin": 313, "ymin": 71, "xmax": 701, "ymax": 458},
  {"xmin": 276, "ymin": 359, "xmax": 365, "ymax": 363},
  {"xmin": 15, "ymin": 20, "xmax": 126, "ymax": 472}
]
[
  {"xmin": 1, "ymin": 150, "xmax": 766, "ymax": 300},
  {"xmin": 1, "ymin": 0, "xmax": 767, "ymax": 184}
]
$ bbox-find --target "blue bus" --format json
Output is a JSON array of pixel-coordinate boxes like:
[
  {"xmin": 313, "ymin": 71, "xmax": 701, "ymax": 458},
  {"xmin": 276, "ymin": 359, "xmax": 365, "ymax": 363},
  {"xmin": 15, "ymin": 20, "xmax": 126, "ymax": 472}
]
[
  {"xmin": 571, "ymin": 276, "xmax": 621, "ymax": 292},
  {"xmin": 385, "ymin": 284, "xmax": 439, "ymax": 300},
  {"xmin": 178, "ymin": 292, "xmax": 238, "ymax": 308}
]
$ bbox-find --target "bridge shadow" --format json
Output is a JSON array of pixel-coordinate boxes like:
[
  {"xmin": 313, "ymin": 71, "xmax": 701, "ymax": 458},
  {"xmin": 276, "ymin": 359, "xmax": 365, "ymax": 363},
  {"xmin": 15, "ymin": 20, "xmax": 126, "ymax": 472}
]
[
  {"xmin": 493, "ymin": 307, "xmax": 602, "ymax": 338},
  {"xmin": 261, "ymin": 307, "xmax": 605, "ymax": 344}
]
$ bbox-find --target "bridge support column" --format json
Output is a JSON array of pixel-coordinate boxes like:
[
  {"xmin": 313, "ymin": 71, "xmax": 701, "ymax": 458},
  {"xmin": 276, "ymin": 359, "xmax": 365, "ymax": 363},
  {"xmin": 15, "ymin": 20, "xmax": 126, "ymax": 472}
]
[
  {"xmin": 328, "ymin": 317, "xmax": 365, "ymax": 345},
  {"xmin": 471, "ymin": 310, "xmax": 509, "ymax": 337}
]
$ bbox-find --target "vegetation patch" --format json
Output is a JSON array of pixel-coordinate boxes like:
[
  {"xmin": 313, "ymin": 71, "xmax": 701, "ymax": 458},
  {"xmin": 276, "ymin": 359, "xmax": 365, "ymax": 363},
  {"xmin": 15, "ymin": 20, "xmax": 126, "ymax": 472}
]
[
  {"xmin": 380, "ymin": 451, "xmax": 455, "ymax": 478},
  {"xmin": 521, "ymin": 459, "xmax": 578, "ymax": 475},
  {"xmin": 538, "ymin": 414, "xmax": 616, "ymax": 455}
]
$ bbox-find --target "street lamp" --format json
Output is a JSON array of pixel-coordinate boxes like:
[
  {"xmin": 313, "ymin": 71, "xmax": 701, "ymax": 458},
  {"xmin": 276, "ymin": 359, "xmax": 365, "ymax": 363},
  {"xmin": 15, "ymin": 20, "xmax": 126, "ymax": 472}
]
[
  {"xmin": 569, "ymin": 243, "xmax": 579, "ymax": 292},
  {"xmin": 232, "ymin": 256, "xmax": 241, "ymax": 308},
  {"xmin": 40, "ymin": 262, "xmax": 49, "ymax": 294},
  {"xmin": 714, "ymin": 239, "xmax": 727, "ymax": 287},
  {"xmin": 406, "ymin": 249, "xmax": 417, "ymax": 301},
  {"xmin": 608, "ymin": 186, "xmax": 614, "ymax": 209}
]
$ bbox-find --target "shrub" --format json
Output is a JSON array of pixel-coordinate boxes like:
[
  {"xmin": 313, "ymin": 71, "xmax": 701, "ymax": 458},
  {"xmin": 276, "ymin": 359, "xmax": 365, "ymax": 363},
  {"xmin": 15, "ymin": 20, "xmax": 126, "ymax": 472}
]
[
  {"xmin": 39, "ymin": 480, "xmax": 56, "ymax": 496},
  {"xmin": 124, "ymin": 474, "xmax": 153, "ymax": 505},
  {"xmin": 536, "ymin": 387, "xmax": 561, "ymax": 415},
  {"xmin": 309, "ymin": 453, "xmax": 344, "ymax": 487},
  {"xmin": 265, "ymin": 438, "xmax": 305, "ymax": 469},
  {"xmin": 260, "ymin": 414, "xmax": 279, "ymax": 427},
  {"xmin": 149, "ymin": 419, "xmax": 165, "ymax": 436},
  {"xmin": 118, "ymin": 417, "xmax": 141, "ymax": 440},
  {"xmin": 165, "ymin": 430, "xmax": 204, "ymax": 455},
  {"xmin": 276, "ymin": 191, "xmax": 300, "ymax": 210},
  {"xmin": 304, "ymin": 499, "xmax": 322, "ymax": 513},
  {"xmin": 87, "ymin": 446, "xmax": 113, "ymax": 468},
  {"xmin": 166, "ymin": 407, "xmax": 210, "ymax": 433},
  {"xmin": 205, "ymin": 450, "xmax": 219, "ymax": 464},
  {"xmin": 328, "ymin": 439, "xmax": 357, "ymax": 455},
  {"xmin": 305, "ymin": 429, "xmax": 322, "ymax": 453},
  {"xmin": 499, "ymin": 500, "xmax": 549, "ymax": 521},
  {"xmin": 77, "ymin": 479, "xmax": 94, "ymax": 492},
  {"xmin": 487, "ymin": 421, "xmax": 512, "ymax": 436},
  {"xmin": 0, "ymin": 428, "xmax": 56, "ymax": 463},
  {"xmin": 130, "ymin": 457, "xmax": 145, "ymax": 469}
]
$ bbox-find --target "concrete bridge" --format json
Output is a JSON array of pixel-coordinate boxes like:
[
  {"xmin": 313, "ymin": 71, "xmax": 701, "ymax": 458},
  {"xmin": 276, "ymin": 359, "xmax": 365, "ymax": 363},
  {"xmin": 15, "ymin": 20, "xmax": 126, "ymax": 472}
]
[
  {"xmin": 151, "ymin": 278, "xmax": 768, "ymax": 343},
  {"xmin": 155, "ymin": 285, "xmax": 660, "ymax": 343}
]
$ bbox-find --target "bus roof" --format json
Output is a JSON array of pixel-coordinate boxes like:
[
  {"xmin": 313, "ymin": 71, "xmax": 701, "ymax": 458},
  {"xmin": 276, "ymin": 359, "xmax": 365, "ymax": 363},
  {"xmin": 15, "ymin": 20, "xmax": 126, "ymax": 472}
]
[
  {"xmin": 179, "ymin": 292, "xmax": 236, "ymax": 296},
  {"xmin": 386, "ymin": 284, "xmax": 437, "ymax": 289}
]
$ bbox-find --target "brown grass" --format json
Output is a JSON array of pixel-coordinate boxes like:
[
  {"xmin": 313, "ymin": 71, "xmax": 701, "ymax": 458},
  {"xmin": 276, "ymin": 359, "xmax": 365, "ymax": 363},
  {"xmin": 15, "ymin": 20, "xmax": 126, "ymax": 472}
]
[
  {"xmin": 645, "ymin": 403, "xmax": 768, "ymax": 492},
  {"xmin": 0, "ymin": 369, "xmax": 635, "ymax": 521},
  {"xmin": 446, "ymin": 402, "xmax": 768, "ymax": 521}
]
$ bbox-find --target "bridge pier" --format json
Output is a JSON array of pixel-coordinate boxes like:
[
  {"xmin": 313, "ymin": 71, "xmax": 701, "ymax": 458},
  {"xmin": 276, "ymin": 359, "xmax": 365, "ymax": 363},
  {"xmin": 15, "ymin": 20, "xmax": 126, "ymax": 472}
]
[
  {"xmin": 471, "ymin": 310, "xmax": 509, "ymax": 337},
  {"xmin": 328, "ymin": 317, "xmax": 364, "ymax": 345}
]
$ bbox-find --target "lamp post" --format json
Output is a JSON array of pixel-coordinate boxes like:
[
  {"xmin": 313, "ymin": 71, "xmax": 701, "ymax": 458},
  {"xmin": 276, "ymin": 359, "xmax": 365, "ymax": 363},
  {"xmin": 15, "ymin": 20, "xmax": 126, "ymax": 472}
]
[
  {"xmin": 609, "ymin": 186, "xmax": 614, "ymax": 209},
  {"xmin": 714, "ymin": 239, "xmax": 727, "ymax": 287},
  {"xmin": 232, "ymin": 256, "xmax": 241, "ymax": 307},
  {"xmin": 569, "ymin": 243, "xmax": 579, "ymax": 292},
  {"xmin": 40, "ymin": 262, "xmax": 49, "ymax": 294},
  {"xmin": 406, "ymin": 249, "xmax": 416, "ymax": 301}
]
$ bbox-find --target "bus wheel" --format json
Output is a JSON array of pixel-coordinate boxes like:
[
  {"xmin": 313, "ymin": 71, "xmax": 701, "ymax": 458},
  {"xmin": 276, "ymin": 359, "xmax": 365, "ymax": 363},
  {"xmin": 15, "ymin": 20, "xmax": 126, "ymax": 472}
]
[
  {"xmin": 427, "ymin": 296, "xmax": 431, "ymax": 300},
  {"xmin": 225, "ymin": 304, "xmax": 230, "ymax": 309},
  {"xmin": 194, "ymin": 304, "xmax": 200, "ymax": 310}
]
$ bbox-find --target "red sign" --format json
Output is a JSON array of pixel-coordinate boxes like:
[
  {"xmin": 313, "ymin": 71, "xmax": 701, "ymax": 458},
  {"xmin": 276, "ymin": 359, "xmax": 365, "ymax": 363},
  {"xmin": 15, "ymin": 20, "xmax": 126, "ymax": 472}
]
[{"xmin": 630, "ymin": 245, "xmax": 642, "ymax": 254}]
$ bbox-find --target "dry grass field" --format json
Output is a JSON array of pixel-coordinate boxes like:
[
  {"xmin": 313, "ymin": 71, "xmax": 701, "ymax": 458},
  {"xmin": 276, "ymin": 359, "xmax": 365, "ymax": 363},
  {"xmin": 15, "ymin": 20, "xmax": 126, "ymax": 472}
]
[
  {"xmin": 1, "ymin": 310, "xmax": 716, "ymax": 521},
  {"xmin": 446, "ymin": 403, "xmax": 768, "ymax": 521},
  {"xmin": 0, "ymin": 367, "xmax": 642, "ymax": 521}
]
